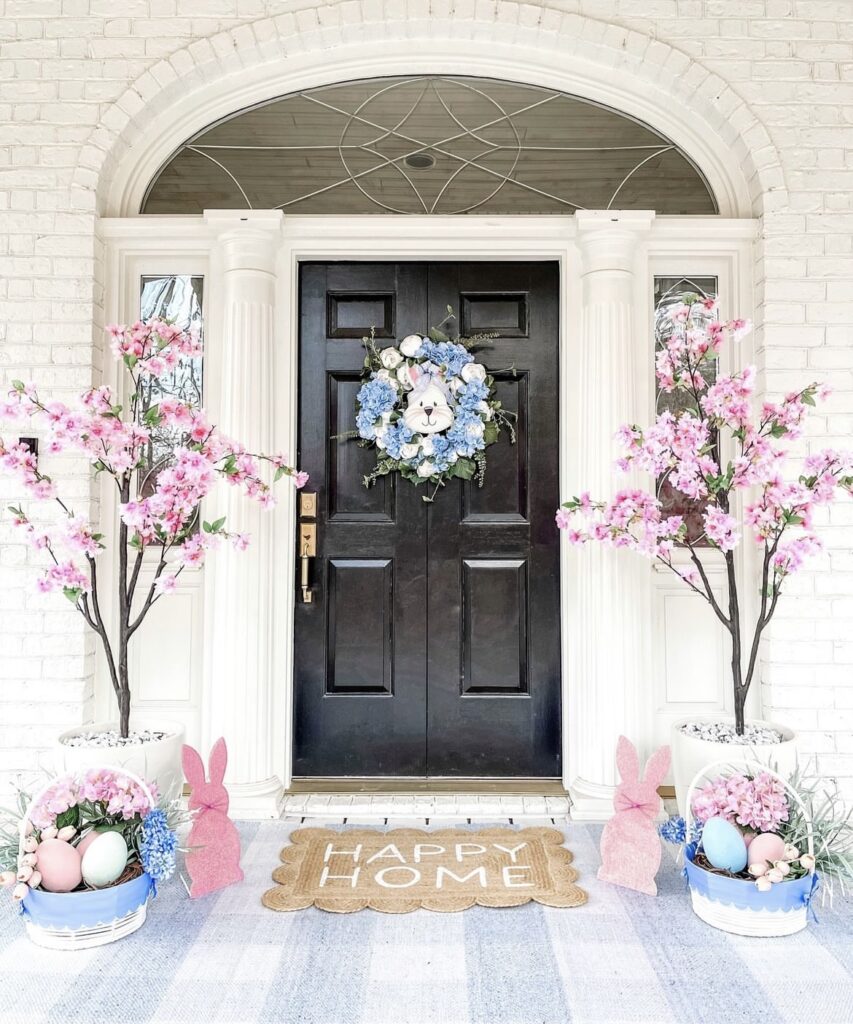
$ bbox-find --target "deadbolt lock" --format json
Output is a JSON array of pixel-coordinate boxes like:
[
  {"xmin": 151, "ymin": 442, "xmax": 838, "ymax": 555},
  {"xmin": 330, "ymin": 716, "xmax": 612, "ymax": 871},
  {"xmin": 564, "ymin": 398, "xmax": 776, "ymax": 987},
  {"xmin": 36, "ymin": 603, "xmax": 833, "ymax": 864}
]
[{"xmin": 299, "ymin": 491, "xmax": 317, "ymax": 518}]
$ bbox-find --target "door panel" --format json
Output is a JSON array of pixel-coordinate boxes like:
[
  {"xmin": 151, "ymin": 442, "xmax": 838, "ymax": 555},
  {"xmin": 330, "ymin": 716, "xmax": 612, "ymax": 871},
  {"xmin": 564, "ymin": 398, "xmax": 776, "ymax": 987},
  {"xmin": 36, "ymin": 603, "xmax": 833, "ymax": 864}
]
[
  {"xmin": 295, "ymin": 263, "xmax": 428, "ymax": 776},
  {"xmin": 294, "ymin": 261, "xmax": 560, "ymax": 777}
]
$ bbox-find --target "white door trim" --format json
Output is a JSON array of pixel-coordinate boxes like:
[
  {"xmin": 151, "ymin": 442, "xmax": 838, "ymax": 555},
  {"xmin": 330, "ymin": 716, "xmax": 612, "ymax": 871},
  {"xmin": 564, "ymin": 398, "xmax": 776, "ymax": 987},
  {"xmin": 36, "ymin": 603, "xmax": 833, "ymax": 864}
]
[{"xmin": 99, "ymin": 213, "xmax": 756, "ymax": 818}]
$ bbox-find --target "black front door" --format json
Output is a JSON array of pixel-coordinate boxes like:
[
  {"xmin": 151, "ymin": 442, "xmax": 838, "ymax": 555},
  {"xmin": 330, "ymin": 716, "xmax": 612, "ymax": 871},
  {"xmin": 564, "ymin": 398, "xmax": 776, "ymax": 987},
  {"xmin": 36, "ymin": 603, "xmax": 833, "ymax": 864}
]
[{"xmin": 294, "ymin": 262, "xmax": 561, "ymax": 777}]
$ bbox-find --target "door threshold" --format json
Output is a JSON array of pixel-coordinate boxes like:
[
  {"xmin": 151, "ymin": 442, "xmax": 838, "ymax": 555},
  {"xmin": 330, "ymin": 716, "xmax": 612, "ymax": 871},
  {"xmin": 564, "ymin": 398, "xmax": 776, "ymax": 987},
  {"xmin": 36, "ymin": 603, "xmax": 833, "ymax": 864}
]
[{"xmin": 287, "ymin": 777, "xmax": 567, "ymax": 795}]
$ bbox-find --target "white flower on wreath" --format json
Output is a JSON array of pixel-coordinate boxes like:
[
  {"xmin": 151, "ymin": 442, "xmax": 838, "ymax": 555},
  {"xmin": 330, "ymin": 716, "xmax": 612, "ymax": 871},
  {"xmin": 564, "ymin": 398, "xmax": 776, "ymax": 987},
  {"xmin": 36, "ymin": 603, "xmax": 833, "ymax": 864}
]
[
  {"xmin": 461, "ymin": 362, "xmax": 486, "ymax": 383},
  {"xmin": 449, "ymin": 378, "xmax": 463, "ymax": 394},
  {"xmin": 400, "ymin": 334, "xmax": 424, "ymax": 358},
  {"xmin": 417, "ymin": 460, "xmax": 436, "ymax": 478},
  {"xmin": 467, "ymin": 421, "xmax": 485, "ymax": 438},
  {"xmin": 375, "ymin": 368, "xmax": 397, "ymax": 385},
  {"xmin": 477, "ymin": 400, "xmax": 493, "ymax": 420},
  {"xmin": 400, "ymin": 443, "xmax": 419, "ymax": 460},
  {"xmin": 397, "ymin": 364, "xmax": 417, "ymax": 390},
  {"xmin": 420, "ymin": 436, "xmax": 435, "ymax": 456},
  {"xmin": 380, "ymin": 347, "xmax": 403, "ymax": 369}
]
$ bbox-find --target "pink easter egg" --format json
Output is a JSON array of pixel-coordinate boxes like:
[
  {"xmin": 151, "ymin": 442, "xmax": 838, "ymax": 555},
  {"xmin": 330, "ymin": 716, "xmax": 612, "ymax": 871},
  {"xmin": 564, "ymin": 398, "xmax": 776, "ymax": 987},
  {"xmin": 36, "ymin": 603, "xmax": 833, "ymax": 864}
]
[
  {"xmin": 746, "ymin": 832, "xmax": 786, "ymax": 870},
  {"xmin": 36, "ymin": 837, "xmax": 82, "ymax": 893},
  {"xmin": 75, "ymin": 830, "xmax": 99, "ymax": 858}
]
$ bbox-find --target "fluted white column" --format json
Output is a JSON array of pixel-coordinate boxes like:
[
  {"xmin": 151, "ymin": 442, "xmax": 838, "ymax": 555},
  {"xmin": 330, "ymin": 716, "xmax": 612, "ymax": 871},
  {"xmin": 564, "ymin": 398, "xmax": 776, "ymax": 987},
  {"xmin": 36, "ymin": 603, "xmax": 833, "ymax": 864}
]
[
  {"xmin": 568, "ymin": 210, "xmax": 655, "ymax": 820},
  {"xmin": 203, "ymin": 210, "xmax": 283, "ymax": 818}
]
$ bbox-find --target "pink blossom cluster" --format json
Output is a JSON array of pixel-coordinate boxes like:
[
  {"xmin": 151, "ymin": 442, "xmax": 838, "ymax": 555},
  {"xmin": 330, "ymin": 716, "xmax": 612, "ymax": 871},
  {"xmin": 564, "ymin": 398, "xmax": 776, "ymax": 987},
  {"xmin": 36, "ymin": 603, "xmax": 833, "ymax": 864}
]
[
  {"xmin": 78, "ymin": 767, "xmax": 156, "ymax": 819},
  {"xmin": 29, "ymin": 778, "xmax": 79, "ymax": 830},
  {"xmin": 107, "ymin": 319, "xmax": 202, "ymax": 378},
  {"xmin": 617, "ymin": 410, "xmax": 716, "ymax": 500},
  {"xmin": 557, "ymin": 489, "xmax": 685, "ymax": 560},
  {"xmin": 3, "ymin": 383, "xmax": 151, "ymax": 475},
  {"xmin": 691, "ymin": 771, "xmax": 789, "ymax": 833},
  {"xmin": 0, "ymin": 320, "xmax": 309, "ymax": 602},
  {"xmin": 701, "ymin": 367, "xmax": 756, "ymax": 429},
  {"xmin": 558, "ymin": 297, "xmax": 853, "ymax": 585},
  {"xmin": 28, "ymin": 769, "xmax": 158, "ymax": 831}
]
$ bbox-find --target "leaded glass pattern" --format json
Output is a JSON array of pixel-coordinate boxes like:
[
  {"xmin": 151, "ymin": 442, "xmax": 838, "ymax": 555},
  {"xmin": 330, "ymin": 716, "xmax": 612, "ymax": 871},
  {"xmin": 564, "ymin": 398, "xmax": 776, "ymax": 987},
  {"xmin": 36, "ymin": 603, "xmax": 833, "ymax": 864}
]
[
  {"xmin": 141, "ymin": 76, "xmax": 717, "ymax": 216},
  {"xmin": 137, "ymin": 275, "xmax": 204, "ymax": 525},
  {"xmin": 653, "ymin": 275, "xmax": 719, "ymax": 545}
]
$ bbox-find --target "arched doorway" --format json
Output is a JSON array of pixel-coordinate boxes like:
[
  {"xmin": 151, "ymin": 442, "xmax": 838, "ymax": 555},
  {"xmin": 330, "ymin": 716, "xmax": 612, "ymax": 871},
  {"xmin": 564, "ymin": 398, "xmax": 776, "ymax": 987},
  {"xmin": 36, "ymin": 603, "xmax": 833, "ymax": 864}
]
[{"xmin": 97, "ymin": 59, "xmax": 755, "ymax": 817}]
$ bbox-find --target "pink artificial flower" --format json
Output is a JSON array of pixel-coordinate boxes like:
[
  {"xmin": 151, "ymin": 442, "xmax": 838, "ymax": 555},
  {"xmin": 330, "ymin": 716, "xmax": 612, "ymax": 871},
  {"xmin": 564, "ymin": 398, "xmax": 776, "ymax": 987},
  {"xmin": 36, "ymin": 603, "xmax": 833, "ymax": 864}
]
[
  {"xmin": 294, "ymin": 471, "xmax": 309, "ymax": 489},
  {"xmin": 555, "ymin": 507, "xmax": 572, "ymax": 530},
  {"xmin": 692, "ymin": 771, "xmax": 788, "ymax": 832},
  {"xmin": 154, "ymin": 574, "xmax": 178, "ymax": 596},
  {"xmin": 703, "ymin": 506, "xmax": 740, "ymax": 552}
]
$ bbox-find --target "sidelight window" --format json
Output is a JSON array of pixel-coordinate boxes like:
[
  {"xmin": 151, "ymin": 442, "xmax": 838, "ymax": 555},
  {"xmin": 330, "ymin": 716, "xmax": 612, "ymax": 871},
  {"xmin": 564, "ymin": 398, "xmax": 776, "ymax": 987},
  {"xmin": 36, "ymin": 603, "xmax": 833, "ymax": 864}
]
[
  {"xmin": 136, "ymin": 274, "xmax": 205, "ymax": 523},
  {"xmin": 653, "ymin": 275, "xmax": 719, "ymax": 545}
]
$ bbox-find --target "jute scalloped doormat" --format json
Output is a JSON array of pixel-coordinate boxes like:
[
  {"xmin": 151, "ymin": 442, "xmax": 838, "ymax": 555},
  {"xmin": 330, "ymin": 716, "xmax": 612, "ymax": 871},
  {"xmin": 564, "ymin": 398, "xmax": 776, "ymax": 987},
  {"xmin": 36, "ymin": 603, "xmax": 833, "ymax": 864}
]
[{"xmin": 261, "ymin": 827, "xmax": 587, "ymax": 914}]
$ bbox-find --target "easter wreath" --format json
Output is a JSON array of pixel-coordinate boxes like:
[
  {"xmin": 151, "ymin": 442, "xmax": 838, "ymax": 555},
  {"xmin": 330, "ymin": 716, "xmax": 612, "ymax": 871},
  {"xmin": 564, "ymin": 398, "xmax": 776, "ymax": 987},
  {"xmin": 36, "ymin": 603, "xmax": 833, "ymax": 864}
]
[{"xmin": 354, "ymin": 310, "xmax": 515, "ymax": 502}]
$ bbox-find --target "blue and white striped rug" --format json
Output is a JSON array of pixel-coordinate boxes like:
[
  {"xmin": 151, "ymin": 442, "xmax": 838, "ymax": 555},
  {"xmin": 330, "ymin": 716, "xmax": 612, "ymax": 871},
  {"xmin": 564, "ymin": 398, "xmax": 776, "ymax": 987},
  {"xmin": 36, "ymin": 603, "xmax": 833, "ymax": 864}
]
[{"xmin": 1, "ymin": 821, "xmax": 852, "ymax": 1024}]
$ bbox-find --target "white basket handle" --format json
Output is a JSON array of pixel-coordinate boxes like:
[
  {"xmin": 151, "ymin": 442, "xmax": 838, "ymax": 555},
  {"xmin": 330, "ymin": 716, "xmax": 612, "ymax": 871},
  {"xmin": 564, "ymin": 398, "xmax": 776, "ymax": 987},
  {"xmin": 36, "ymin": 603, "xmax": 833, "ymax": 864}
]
[
  {"xmin": 18, "ymin": 764, "xmax": 158, "ymax": 859},
  {"xmin": 684, "ymin": 758, "xmax": 815, "ymax": 867}
]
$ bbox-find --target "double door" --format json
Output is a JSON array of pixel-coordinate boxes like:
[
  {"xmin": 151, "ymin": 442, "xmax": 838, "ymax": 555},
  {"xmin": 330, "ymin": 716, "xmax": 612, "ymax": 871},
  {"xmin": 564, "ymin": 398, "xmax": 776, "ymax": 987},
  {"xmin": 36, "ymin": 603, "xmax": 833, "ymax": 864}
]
[{"xmin": 294, "ymin": 261, "xmax": 561, "ymax": 777}]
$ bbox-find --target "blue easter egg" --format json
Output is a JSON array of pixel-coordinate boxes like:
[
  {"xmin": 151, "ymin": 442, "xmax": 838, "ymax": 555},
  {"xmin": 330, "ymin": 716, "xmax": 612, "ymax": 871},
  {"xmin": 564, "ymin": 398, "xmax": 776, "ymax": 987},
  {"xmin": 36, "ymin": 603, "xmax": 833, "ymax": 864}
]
[{"xmin": 700, "ymin": 816, "xmax": 748, "ymax": 873}]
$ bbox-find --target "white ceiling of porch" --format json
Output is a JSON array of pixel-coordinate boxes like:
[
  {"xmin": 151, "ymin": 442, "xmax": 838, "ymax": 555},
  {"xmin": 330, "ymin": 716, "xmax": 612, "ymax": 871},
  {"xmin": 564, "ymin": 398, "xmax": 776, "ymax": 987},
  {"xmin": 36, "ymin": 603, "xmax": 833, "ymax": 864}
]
[{"xmin": 141, "ymin": 76, "xmax": 718, "ymax": 216}]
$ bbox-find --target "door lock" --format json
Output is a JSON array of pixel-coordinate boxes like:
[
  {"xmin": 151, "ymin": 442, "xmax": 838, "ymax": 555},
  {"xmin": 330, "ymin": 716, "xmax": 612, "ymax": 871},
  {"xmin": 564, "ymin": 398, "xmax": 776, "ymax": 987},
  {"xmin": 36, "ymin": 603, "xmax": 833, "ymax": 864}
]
[{"xmin": 299, "ymin": 522, "xmax": 316, "ymax": 603}]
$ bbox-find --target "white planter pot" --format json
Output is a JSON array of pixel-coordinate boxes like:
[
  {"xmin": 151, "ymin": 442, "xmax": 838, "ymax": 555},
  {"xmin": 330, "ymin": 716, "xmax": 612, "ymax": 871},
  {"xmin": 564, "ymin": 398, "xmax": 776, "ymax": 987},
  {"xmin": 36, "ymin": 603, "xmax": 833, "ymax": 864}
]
[
  {"xmin": 670, "ymin": 717, "xmax": 798, "ymax": 815},
  {"xmin": 54, "ymin": 720, "xmax": 186, "ymax": 803}
]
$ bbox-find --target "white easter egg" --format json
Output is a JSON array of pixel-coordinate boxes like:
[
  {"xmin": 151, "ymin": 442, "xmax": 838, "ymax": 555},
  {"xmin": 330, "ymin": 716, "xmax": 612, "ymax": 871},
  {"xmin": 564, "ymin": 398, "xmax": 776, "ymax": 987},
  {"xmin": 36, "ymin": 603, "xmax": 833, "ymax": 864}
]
[
  {"xmin": 81, "ymin": 831, "xmax": 128, "ymax": 888},
  {"xmin": 701, "ymin": 816, "xmax": 748, "ymax": 873}
]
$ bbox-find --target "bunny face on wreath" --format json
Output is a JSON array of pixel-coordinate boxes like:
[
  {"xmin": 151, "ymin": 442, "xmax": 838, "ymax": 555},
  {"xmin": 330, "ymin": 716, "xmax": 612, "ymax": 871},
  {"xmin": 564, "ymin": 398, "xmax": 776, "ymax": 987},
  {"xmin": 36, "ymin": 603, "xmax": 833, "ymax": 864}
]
[{"xmin": 402, "ymin": 376, "xmax": 455, "ymax": 435}]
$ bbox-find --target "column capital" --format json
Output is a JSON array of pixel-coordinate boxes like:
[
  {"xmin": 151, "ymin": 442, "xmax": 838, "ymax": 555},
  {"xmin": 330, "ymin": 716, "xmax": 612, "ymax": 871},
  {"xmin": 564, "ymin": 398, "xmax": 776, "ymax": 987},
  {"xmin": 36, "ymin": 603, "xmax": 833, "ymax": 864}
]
[
  {"xmin": 204, "ymin": 209, "xmax": 283, "ymax": 275},
  {"xmin": 574, "ymin": 210, "xmax": 655, "ymax": 277}
]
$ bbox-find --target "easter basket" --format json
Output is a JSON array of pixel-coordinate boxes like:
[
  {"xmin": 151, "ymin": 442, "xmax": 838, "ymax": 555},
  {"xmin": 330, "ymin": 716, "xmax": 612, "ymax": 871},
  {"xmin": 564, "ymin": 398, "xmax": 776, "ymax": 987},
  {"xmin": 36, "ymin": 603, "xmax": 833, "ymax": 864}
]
[
  {"xmin": 683, "ymin": 759, "xmax": 818, "ymax": 938},
  {"xmin": 18, "ymin": 766, "xmax": 157, "ymax": 950}
]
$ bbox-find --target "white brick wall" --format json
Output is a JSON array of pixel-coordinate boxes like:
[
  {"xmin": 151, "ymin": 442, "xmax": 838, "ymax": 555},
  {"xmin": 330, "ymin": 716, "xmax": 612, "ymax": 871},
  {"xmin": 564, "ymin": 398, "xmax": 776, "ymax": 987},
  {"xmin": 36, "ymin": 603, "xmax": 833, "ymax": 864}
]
[{"xmin": 1, "ymin": 0, "xmax": 852, "ymax": 799}]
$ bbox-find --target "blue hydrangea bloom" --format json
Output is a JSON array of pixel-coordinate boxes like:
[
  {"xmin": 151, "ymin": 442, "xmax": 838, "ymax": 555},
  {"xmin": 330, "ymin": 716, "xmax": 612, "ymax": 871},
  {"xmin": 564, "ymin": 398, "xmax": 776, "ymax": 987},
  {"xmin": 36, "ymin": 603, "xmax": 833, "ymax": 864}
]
[
  {"xmin": 419, "ymin": 340, "xmax": 473, "ymax": 378},
  {"xmin": 356, "ymin": 378, "xmax": 397, "ymax": 439},
  {"xmin": 140, "ymin": 808, "xmax": 178, "ymax": 882},
  {"xmin": 382, "ymin": 422, "xmax": 414, "ymax": 459},
  {"xmin": 658, "ymin": 815, "xmax": 704, "ymax": 845}
]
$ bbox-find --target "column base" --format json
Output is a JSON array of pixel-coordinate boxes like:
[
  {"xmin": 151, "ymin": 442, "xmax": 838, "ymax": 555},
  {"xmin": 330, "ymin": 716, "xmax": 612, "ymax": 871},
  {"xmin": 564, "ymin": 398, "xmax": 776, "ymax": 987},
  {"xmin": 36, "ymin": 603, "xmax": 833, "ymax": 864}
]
[
  {"xmin": 568, "ymin": 778, "xmax": 617, "ymax": 821},
  {"xmin": 225, "ymin": 776, "xmax": 286, "ymax": 820}
]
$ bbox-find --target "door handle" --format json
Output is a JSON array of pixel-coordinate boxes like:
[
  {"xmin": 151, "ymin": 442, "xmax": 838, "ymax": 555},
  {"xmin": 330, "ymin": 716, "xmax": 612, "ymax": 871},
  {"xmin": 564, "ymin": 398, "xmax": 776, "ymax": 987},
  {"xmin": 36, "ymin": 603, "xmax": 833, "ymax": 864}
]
[{"xmin": 299, "ymin": 522, "xmax": 316, "ymax": 604}]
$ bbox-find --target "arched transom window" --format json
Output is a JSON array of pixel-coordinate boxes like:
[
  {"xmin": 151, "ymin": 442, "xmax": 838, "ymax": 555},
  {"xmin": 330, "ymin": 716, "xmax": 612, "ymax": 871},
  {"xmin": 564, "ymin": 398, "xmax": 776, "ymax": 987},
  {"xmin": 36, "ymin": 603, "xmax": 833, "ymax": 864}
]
[{"xmin": 141, "ymin": 76, "xmax": 717, "ymax": 216}]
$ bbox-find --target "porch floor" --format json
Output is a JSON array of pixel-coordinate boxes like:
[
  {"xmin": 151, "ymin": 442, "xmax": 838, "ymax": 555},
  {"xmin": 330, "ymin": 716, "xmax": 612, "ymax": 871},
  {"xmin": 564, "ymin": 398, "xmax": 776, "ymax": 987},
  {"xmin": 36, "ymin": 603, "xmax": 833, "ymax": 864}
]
[{"xmin": 2, "ymin": 820, "xmax": 852, "ymax": 1024}]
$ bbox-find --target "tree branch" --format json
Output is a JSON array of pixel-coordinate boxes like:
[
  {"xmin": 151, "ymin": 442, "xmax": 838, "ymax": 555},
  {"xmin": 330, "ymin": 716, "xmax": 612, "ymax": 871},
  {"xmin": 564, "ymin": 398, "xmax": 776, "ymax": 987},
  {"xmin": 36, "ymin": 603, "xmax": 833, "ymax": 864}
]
[
  {"xmin": 126, "ymin": 549, "xmax": 168, "ymax": 638},
  {"xmin": 684, "ymin": 540, "xmax": 732, "ymax": 631}
]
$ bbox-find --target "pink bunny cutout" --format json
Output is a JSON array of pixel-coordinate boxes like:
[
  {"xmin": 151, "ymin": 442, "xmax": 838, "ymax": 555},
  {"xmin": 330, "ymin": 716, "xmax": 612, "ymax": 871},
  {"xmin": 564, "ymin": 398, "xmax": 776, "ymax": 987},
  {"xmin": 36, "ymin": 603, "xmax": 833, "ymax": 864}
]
[
  {"xmin": 597, "ymin": 736, "xmax": 671, "ymax": 896},
  {"xmin": 182, "ymin": 738, "xmax": 244, "ymax": 898}
]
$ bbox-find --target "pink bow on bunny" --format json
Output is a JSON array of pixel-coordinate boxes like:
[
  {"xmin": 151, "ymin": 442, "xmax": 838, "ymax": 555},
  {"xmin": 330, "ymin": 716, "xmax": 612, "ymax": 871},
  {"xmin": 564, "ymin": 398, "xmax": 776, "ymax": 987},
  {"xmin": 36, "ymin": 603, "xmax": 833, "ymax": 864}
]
[
  {"xmin": 182, "ymin": 738, "xmax": 244, "ymax": 898},
  {"xmin": 597, "ymin": 736, "xmax": 671, "ymax": 896}
]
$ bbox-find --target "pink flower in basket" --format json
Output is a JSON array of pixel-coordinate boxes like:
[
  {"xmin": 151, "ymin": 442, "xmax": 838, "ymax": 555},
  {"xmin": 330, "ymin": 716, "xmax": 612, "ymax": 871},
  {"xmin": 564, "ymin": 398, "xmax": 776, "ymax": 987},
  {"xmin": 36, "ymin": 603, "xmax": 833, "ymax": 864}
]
[{"xmin": 692, "ymin": 771, "xmax": 788, "ymax": 833}]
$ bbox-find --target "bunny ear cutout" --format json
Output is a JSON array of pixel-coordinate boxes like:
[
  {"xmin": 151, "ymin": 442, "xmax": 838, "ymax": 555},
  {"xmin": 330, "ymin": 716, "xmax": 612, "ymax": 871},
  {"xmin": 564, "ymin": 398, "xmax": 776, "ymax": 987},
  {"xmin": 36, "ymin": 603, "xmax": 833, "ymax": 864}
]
[
  {"xmin": 408, "ymin": 365, "xmax": 422, "ymax": 388},
  {"xmin": 208, "ymin": 737, "xmax": 228, "ymax": 787},
  {"xmin": 643, "ymin": 745, "xmax": 672, "ymax": 789},
  {"xmin": 182, "ymin": 744, "xmax": 207, "ymax": 788},
  {"xmin": 615, "ymin": 735, "xmax": 640, "ymax": 783}
]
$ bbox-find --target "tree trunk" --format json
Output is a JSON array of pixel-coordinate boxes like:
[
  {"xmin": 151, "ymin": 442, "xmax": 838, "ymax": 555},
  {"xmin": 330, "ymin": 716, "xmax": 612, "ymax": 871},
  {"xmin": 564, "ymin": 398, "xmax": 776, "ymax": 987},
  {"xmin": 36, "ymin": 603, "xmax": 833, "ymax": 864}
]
[
  {"xmin": 118, "ymin": 477, "xmax": 131, "ymax": 738},
  {"xmin": 724, "ymin": 548, "xmax": 745, "ymax": 737},
  {"xmin": 734, "ymin": 684, "xmax": 747, "ymax": 736},
  {"xmin": 118, "ymin": 648, "xmax": 131, "ymax": 738}
]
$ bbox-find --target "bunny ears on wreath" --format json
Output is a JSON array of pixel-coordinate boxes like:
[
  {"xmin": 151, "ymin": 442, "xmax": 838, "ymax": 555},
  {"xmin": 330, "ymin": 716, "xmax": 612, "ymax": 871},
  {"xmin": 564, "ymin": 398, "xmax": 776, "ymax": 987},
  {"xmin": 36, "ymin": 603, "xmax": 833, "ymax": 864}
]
[{"xmin": 407, "ymin": 364, "xmax": 453, "ymax": 400}]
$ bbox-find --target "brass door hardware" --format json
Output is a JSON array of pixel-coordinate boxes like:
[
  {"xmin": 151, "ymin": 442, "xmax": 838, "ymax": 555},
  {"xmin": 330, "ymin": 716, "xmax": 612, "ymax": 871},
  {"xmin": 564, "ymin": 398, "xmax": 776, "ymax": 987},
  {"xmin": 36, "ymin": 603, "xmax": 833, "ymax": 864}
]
[{"xmin": 299, "ymin": 521, "xmax": 316, "ymax": 603}]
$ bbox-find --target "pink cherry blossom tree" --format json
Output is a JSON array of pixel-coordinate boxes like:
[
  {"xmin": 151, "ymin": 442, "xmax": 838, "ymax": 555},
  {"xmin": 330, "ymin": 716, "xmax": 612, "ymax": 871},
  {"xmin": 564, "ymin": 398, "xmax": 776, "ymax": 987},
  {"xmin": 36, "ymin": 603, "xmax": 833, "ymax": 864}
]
[
  {"xmin": 557, "ymin": 295, "xmax": 853, "ymax": 735},
  {"xmin": 0, "ymin": 320, "xmax": 307, "ymax": 738}
]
